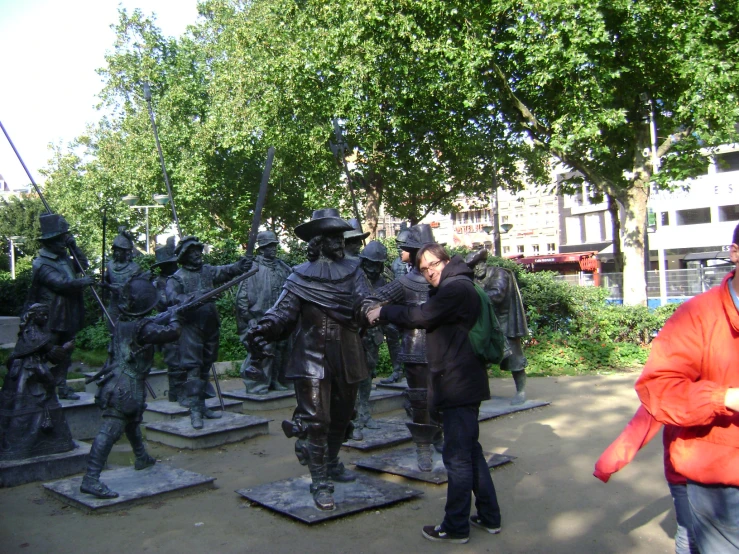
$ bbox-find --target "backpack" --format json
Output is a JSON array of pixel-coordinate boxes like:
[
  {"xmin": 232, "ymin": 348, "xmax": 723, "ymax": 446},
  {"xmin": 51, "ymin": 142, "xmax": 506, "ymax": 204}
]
[
  {"xmin": 442, "ymin": 275, "xmax": 511, "ymax": 365},
  {"xmin": 468, "ymin": 283, "xmax": 511, "ymax": 365}
]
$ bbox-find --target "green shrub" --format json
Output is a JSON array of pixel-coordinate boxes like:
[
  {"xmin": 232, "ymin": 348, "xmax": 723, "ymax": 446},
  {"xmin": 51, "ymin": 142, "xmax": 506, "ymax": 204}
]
[{"xmin": 75, "ymin": 318, "xmax": 111, "ymax": 351}]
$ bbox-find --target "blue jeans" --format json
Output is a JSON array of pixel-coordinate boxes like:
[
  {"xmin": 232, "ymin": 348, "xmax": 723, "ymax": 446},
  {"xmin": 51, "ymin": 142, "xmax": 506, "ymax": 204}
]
[
  {"xmin": 668, "ymin": 483, "xmax": 700, "ymax": 554},
  {"xmin": 687, "ymin": 481, "xmax": 739, "ymax": 553},
  {"xmin": 440, "ymin": 404, "xmax": 501, "ymax": 537}
]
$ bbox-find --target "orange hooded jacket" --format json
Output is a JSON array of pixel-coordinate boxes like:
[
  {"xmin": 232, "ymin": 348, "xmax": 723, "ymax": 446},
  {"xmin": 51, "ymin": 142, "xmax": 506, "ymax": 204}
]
[{"xmin": 636, "ymin": 271, "xmax": 739, "ymax": 486}]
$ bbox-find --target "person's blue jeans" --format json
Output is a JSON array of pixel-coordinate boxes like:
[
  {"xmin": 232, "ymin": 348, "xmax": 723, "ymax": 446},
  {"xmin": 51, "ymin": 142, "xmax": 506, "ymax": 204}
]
[
  {"xmin": 668, "ymin": 483, "xmax": 700, "ymax": 554},
  {"xmin": 440, "ymin": 404, "xmax": 501, "ymax": 537},
  {"xmin": 687, "ymin": 481, "xmax": 739, "ymax": 553}
]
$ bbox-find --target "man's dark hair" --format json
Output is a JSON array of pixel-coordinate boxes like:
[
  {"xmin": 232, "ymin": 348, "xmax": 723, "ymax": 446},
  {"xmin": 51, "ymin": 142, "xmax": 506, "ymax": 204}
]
[
  {"xmin": 733, "ymin": 223, "xmax": 739, "ymax": 246},
  {"xmin": 415, "ymin": 242, "xmax": 450, "ymax": 269}
]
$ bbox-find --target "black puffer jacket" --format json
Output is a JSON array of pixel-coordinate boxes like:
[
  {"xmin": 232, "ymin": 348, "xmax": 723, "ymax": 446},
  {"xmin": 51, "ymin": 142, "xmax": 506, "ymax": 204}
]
[{"xmin": 380, "ymin": 255, "xmax": 490, "ymax": 409}]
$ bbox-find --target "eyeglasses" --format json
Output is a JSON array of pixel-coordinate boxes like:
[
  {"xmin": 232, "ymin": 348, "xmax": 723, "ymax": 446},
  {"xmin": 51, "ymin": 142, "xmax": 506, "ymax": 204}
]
[{"xmin": 419, "ymin": 259, "xmax": 444, "ymax": 275}]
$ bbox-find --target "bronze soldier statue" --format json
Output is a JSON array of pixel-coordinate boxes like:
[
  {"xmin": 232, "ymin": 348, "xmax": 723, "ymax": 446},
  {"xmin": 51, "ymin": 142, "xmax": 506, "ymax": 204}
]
[
  {"xmin": 81, "ymin": 276, "xmax": 182, "ymax": 498},
  {"xmin": 0, "ymin": 304, "xmax": 75, "ymax": 461},
  {"xmin": 152, "ymin": 237, "xmax": 184, "ymax": 404},
  {"xmin": 350, "ymin": 240, "xmax": 388, "ymax": 440},
  {"xmin": 466, "ymin": 249, "xmax": 529, "ymax": 405},
  {"xmin": 364, "ymin": 224, "xmax": 442, "ymax": 471},
  {"xmin": 26, "ymin": 213, "xmax": 94, "ymax": 400},
  {"xmin": 380, "ymin": 225, "xmax": 410, "ymax": 384},
  {"xmin": 236, "ymin": 231, "xmax": 292, "ymax": 394},
  {"xmin": 343, "ymin": 218, "xmax": 369, "ymax": 259},
  {"xmin": 247, "ymin": 208, "xmax": 371, "ymax": 511},
  {"xmin": 165, "ymin": 236, "xmax": 252, "ymax": 429},
  {"xmin": 103, "ymin": 227, "xmax": 141, "ymax": 329}
]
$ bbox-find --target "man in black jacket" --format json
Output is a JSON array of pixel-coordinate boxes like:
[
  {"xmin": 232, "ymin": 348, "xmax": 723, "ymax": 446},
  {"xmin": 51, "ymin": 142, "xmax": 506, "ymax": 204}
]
[{"xmin": 367, "ymin": 243, "xmax": 501, "ymax": 545}]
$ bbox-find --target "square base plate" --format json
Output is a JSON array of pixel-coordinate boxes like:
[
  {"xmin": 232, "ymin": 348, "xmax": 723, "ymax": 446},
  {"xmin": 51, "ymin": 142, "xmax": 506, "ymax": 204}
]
[
  {"xmin": 222, "ymin": 389, "xmax": 296, "ymax": 411},
  {"xmin": 144, "ymin": 411, "xmax": 270, "ymax": 449},
  {"xmin": 0, "ymin": 440, "xmax": 90, "ymax": 488},
  {"xmin": 236, "ymin": 470, "xmax": 422, "ymax": 524},
  {"xmin": 43, "ymin": 463, "xmax": 215, "ymax": 513},
  {"xmin": 479, "ymin": 397, "xmax": 551, "ymax": 421},
  {"xmin": 343, "ymin": 419, "xmax": 411, "ymax": 451},
  {"xmin": 353, "ymin": 447, "xmax": 514, "ymax": 484}
]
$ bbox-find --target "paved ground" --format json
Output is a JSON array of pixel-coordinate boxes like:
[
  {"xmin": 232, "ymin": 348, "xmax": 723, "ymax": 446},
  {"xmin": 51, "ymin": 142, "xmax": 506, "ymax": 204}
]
[{"xmin": 0, "ymin": 373, "xmax": 679, "ymax": 554}]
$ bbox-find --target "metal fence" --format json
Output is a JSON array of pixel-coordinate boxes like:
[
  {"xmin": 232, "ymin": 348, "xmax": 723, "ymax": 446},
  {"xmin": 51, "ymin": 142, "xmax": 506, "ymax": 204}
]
[{"xmin": 553, "ymin": 266, "xmax": 732, "ymax": 302}]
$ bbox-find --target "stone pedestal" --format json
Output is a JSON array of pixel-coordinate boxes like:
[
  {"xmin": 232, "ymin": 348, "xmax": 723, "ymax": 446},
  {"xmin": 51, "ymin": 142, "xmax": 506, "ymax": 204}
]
[
  {"xmin": 222, "ymin": 389, "xmax": 296, "ymax": 411},
  {"xmin": 144, "ymin": 411, "xmax": 270, "ymax": 449},
  {"xmin": 236, "ymin": 471, "xmax": 422, "ymax": 524},
  {"xmin": 343, "ymin": 418, "xmax": 412, "ymax": 451},
  {"xmin": 375, "ymin": 378, "xmax": 407, "ymax": 391},
  {"xmin": 59, "ymin": 392, "xmax": 103, "ymax": 441},
  {"xmin": 367, "ymin": 389, "xmax": 405, "ymax": 414},
  {"xmin": 0, "ymin": 440, "xmax": 90, "ymax": 488},
  {"xmin": 84, "ymin": 369, "xmax": 169, "ymax": 399},
  {"xmin": 353, "ymin": 447, "xmax": 514, "ymax": 484},
  {"xmin": 143, "ymin": 397, "xmax": 243, "ymax": 423},
  {"xmin": 43, "ymin": 463, "xmax": 215, "ymax": 513},
  {"xmin": 478, "ymin": 397, "xmax": 551, "ymax": 421}
]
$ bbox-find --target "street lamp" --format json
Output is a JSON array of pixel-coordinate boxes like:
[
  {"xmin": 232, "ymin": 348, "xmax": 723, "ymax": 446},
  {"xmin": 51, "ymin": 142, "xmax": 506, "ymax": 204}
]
[
  {"xmin": 8, "ymin": 235, "xmax": 23, "ymax": 280},
  {"xmin": 121, "ymin": 194, "xmax": 171, "ymax": 254}
]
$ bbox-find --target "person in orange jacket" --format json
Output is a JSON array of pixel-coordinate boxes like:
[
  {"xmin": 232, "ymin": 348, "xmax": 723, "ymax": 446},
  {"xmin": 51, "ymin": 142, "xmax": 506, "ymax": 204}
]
[
  {"xmin": 594, "ymin": 405, "xmax": 698, "ymax": 554},
  {"xmin": 635, "ymin": 223, "xmax": 739, "ymax": 553}
]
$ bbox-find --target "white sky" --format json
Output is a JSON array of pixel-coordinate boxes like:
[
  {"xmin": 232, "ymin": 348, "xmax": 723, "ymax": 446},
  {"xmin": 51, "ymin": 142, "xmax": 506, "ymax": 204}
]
[{"xmin": 0, "ymin": 0, "xmax": 200, "ymax": 190}]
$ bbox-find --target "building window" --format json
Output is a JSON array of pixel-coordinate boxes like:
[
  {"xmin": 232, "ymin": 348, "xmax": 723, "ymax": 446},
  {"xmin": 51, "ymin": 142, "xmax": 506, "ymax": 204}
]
[
  {"xmin": 661, "ymin": 212, "xmax": 670, "ymax": 226},
  {"xmin": 547, "ymin": 243, "xmax": 556, "ymax": 253},
  {"xmin": 565, "ymin": 216, "xmax": 582, "ymax": 244},
  {"xmin": 502, "ymin": 215, "xmax": 509, "ymax": 223},
  {"xmin": 676, "ymin": 207, "xmax": 711, "ymax": 226},
  {"xmin": 532, "ymin": 245, "xmax": 540, "ymax": 253},
  {"xmin": 716, "ymin": 151, "xmax": 739, "ymax": 173},
  {"xmin": 516, "ymin": 245, "xmax": 525, "ymax": 253},
  {"xmin": 503, "ymin": 246, "xmax": 510, "ymax": 254},
  {"xmin": 719, "ymin": 205, "xmax": 739, "ymax": 222}
]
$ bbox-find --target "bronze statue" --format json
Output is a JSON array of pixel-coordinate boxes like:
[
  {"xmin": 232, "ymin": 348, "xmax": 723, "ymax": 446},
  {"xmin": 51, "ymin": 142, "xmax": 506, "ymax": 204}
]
[
  {"xmin": 363, "ymin": 224, "xmax": 442, "ymax": 471},
  {"xmin": 247, "ymin": 208, "xmax": 371, "ymax": 511},
  {"xmin": 0, "ymin": 304, "xmax": 75, "ymax": 461},
  {"xmin": 380, "ymin": 225, "xmax": 410, "ymax": 384},
  {"xmin": 343, "ymin": 218, "xmax": 369, "ymax": 259},
  {"xmin": 152, "ymin": 237, "xmax": 184, "ymax": 404},
  {"xmin": 26, "ymin": 214, "xmax": 94, "ymax": 400},
  {"xmin": 236, "ymin": 231, "xmax": 292, "ymax": 394},
  {"xmin": 466, "ymin": 249, "xmax": 529, "ymax": 405},
  {"xmin": 81, "ymin": 276, "xmax": 182, "ymax": 498},
  {"xmin": 350, "ymin": 240, "xmax": 388, "ymax": 440},
  {"xmin": 165, "ymin": 236, "xmax": 252, "ymax": 429},
  {"xmin": 103, "ymin": 227, "xmax": 141, "ymax": 329}
]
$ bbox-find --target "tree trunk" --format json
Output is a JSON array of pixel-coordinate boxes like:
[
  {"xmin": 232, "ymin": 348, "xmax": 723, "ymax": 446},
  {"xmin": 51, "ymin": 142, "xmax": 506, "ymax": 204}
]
[
  {"xmin": 619, "ymin": 181, "xmax": 649, "ymax": 306},
  {"xmin": 606, "ymin": 194, "xmax": 624, "ymax": 273},
  {"xmin": 361, "ymin": 173, "xmax": 382, "ymax": 240}
]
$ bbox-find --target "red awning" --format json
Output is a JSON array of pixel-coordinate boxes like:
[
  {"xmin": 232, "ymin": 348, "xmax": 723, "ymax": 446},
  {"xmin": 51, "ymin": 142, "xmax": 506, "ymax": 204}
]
[{"xmin": 514, "ymin": 251, "xmax": 598, "ymax": 267}]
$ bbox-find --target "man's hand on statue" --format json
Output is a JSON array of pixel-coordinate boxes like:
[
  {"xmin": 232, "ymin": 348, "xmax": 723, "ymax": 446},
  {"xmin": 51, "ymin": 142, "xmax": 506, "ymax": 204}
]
[
  {"xmin": 76, "ymin": 276, "xmax": 96, "ymax": 288},
  {"xmin": 725, "ymin": 388, "xmax": 739, "ymax": 411},
  {"xmin": 367, "ymin": 306, "xmax": 382, "ymax": 325},
  {"xmin": 64, "ymin": 234, "xmax": 77, "ymax": 249}
]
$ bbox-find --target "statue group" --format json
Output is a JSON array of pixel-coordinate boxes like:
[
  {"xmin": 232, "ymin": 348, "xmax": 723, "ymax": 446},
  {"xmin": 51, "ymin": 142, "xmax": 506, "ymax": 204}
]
[{"xmin": 1, "ymin": 207, "xmax": 528, "ymax": 511}]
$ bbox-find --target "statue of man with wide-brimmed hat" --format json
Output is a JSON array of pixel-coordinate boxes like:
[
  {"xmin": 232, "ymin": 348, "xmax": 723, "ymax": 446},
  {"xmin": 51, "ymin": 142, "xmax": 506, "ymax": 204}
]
[
  {"xmin": 25, "ymin": 213, "xmax": 95, "ymax": 400},
  {"xmin": 236, "ymin": 230, "xmax": 292, "ymax": 394},
  {"xmin": 102, "ymin": 227, "xmax": 141, "ymax": 330},
  {"xmin": 246, "ymin": 208, "xmax": 372, "ymax": 511}
]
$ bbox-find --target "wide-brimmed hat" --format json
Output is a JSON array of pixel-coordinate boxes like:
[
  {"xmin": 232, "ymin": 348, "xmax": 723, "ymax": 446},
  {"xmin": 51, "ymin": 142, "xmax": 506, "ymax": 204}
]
[
  {"xmin": 39, "ymin": 214, "xmax": 70, "ymax": 240},
  {"xmin": 174, "ymin": 236, "xmax": 204, "ymax": 262},
  {"xmin": 396, "ymin": 226, "xmax": 411, "ymax": 247},
  {"xmin": 343, "ymin": 218, "xmax": 370, "ymax": 241},
  {"xmin": 152, "ymin": 236, "xmax": 178, "ymax": 268},
  {"xmin": 401, "ymin": 224, "xmax": 436, "ymax": 250},
  {"xmin": 359, "ymin": 240, "xmax": 388, "ymax": 263},
  {"xmin": 256, "ymin": 231, "xmax": 279, "ymax": 249},
  {"xmin": 465, "ymin": 248, "xmax": 488, "ymax": 268},
  {"xmin": 294, "ymin": 208, "xmax": 353, "ymax": 242}
]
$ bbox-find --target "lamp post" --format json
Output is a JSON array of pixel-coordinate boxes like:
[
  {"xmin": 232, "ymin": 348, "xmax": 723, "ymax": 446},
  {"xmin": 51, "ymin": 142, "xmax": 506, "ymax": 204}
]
[
  {"xmin": 8, "ymin": 236, "xmax": 23, "ymax": 280},
  {"xmin": 121, "ymin": 194, "xmax": 171, "ymax": 254}
]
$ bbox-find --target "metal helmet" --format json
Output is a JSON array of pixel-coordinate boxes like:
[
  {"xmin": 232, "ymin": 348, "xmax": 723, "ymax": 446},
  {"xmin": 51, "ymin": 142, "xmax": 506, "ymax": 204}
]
[
  {"xmin": 112, "ymin": 227, "xmax": 135, "ymax": 250},
  {"xmin": 256, "ymin": 231, "xmax": 279, "ymax": 249},
  {"xmin": 118, "ymin": 274, "xmax": 159, "ymax": 317},
  {"xmin": 359, "ymin": 240, "xmax": 388, "ymax": 263},
  {"xmin": 395, "ymin": 226, "xmax": 411, "ymax": 247}
]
